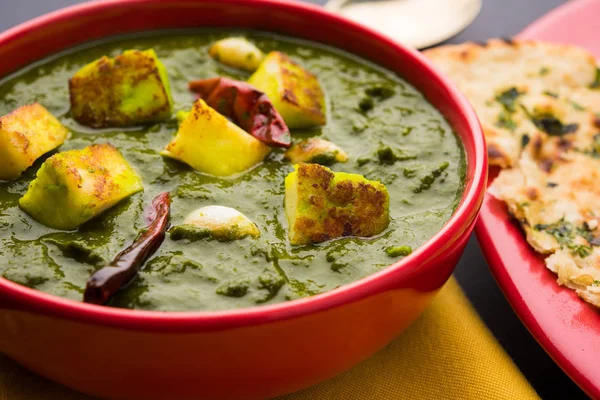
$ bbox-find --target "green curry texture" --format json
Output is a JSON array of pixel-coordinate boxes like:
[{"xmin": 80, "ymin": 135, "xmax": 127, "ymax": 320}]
[{"xmin": 0, "ymin": 31, "xmax": 465, "ymax": 311}]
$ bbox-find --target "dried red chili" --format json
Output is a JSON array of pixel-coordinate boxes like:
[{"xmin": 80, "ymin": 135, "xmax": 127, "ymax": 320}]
[
  {"xmin": 189, "ymin": 77, "xmax": 291, "ymax": 147},
  {"xmin": 83, "ymin": 192, "xmax": 171, "ymax": 305}
]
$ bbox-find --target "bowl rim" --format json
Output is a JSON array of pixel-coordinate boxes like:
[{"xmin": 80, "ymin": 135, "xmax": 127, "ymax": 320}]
[{"xmin": 0, "ymin": 0, "xmax": 487, "ymax": 331}]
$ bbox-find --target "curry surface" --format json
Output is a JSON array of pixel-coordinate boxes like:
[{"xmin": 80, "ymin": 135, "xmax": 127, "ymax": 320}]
[{"xmin": 0, "ymin": 31, "xmax": 465, "ymax": 311}]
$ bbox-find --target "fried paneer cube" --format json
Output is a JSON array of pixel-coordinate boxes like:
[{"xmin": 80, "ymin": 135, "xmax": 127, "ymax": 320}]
[
  {"xmin": 161, "ymin": 99, "xmax": 271, "ymax": 177},
  {"xmin": 19, "ymin": 144, "xmax": 143, "ymax": 230},
  {"xmin": 285, "ymin": 163, "xmax": 389, "ymax": 245},
  {"xmin": 0, "ymin": 103, "xmax": 68, "ymax": 180},
  {"xmin": 69, "ymin": 49, "xmax": 173, "ymax": 128},
  {"xmin": 248, "ymin": 51, "xmax": 326, "ymax": 129},
  {"xmin": 284, "ymin": 138, "xmax": 348, "ymax": 165},
  {"xmin": 208, "ymin": 37, "xmax": 264, "ymax": 72}
]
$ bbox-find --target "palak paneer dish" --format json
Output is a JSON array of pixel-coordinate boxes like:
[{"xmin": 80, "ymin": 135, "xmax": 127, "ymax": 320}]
[{"xmin": 0, "ymin": 32, "xmax": 464, "ymax": 311}]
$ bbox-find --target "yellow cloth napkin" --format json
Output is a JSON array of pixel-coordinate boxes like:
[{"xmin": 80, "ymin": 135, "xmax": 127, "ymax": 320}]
[{"xmin": 0, "ymin": 277, "xmax": 539, "ymax": 400}]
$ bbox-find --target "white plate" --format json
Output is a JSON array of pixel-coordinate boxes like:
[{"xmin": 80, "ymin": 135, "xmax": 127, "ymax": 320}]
[{"xmin": 325, "ymin": 0, "xmax": 482, "ymax": 49}]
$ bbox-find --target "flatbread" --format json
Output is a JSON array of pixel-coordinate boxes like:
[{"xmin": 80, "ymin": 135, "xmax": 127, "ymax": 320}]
[
  {"xmin": 426, "ymin": 38, "xmax": 600, "ymax": 308},
  {"xmin": 489, "ymin": 135, "xmax": 600, "ymax": 307},
  {"xmin": 546, "ymin": 249, "xmax": 600, "ymax": 307},
  {"xmin": 489, "ymin": 147, "xmax": 600, "ymax": 252},
  {"xmin": 424, "ymin": 39, "xmax": 598, "ymax": 167},
  {"xmin": 518, "ymin": 91, "xmax": 600, "ymax": 155}
]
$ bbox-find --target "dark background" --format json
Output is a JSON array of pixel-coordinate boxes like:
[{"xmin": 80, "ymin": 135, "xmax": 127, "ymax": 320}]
[{"xmin": 0, "ymin": 0, "xmax": 588, "ymax": 398}]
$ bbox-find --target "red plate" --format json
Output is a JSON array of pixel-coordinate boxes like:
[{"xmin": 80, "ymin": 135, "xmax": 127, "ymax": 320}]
[{"xmin": 476, "ymin": 0, "xmax": 600, "ymax": 398}]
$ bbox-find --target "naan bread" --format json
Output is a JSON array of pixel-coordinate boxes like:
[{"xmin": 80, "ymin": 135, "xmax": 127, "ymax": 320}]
[
  {"xmin": 546, "ymin": 249, "xmax": 600, "ymax": 307},
  {"xmin": 427, "ymin": 38, "xmax": 600, "ymax": 308},
  {"xmin": 489, "ymin": 148, "xmax": 600, "ymax": 252},
  {"xmin": 489, "ymin": 138, "xmax": 600, "ymax": 307},
  {"xmin": 489, "ymin": 132, "xmax": 600, "ymax": 307},
  {"xmin": 424, "ymin": 39, "xmax": 598, "ymax": 167},
  {"xmin": 518, "ymin": 91, "xmax": 600, "ymax": 154}
]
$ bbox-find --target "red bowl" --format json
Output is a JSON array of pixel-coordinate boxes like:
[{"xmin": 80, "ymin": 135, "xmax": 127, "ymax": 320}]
[{"xmin": 0, "ymin": 1, "xmax": 487, "ymax": 399}]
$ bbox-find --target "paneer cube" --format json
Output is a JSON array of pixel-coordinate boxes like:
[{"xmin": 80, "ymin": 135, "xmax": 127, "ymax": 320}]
[
  {"xmin": 284, "ymin": 138, "xmax": 348, "ymax": 165},
  {"xmin": 0, "ymin": 103, "xmax": 68, "ymax": 180},
  {"xmin": 285, "ymin": 163, "xmax": 389, "ymax": 245},
  {"xmin": 176, "ymin": 110, "xmax": 190, "ymax": 124},
  {"xmin": 209, "ymin": 37, "xmax": 264, "ymax": 72},
  {"xmin": 19, "ymin": 143, "xmax": 143, "ymax": 230},
  {"xmin": 248, "ymin": 51, "xmax": 326, "ymax": 129},
  {"xmin": 69, "ymin": 49, "xmax": 173, "ymax": 128},
  {"xmin": 161, "ymin": 99, "xmax": 271, "ymax": 177}
]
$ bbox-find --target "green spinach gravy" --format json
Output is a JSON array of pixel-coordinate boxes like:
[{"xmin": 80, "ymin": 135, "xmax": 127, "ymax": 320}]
[{"xmin": 0, "ymin": 31, "xmax": 465, "ymax": 311}]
